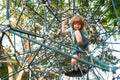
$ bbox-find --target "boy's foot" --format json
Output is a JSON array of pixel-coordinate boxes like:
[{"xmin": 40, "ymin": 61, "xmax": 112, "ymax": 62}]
[{"xmin": 72, "ymin": 65, "xmax": 78, "ymax": 71}]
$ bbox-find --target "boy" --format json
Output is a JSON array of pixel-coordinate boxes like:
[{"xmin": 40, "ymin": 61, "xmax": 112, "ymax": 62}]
[{"xmin": 62, "ymin": 15, "xmax": 94, "ymax": 72}]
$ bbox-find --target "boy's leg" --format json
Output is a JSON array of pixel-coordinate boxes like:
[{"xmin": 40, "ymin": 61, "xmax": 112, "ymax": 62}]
[{"xmin": 71, "ymin": 53, "xmax": 79, "ymax": 70}]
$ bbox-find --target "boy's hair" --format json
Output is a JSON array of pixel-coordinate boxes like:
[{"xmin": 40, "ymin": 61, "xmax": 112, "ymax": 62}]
[{"xmin": 70, "ymin": 15, "xmax": 86, "ymax": 30}]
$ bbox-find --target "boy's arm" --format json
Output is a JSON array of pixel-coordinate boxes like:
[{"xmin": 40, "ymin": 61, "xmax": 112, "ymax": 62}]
[
  {"xmin": 88, "ymin": 28, "xmax": 94, "ymax": 40},
  {"xmin": 62, "ymin": 18, "xmax": 67, "ymax": 34}
]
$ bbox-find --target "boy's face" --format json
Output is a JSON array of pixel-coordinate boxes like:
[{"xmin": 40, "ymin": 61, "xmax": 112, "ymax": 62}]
[{"xmin": 73, "ymin": 23, "xmax": 81, "ymax": 30}]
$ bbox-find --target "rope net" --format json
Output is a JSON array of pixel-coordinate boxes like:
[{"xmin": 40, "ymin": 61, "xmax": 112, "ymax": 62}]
[{"xmin": 0, "ymin": 0, "xmax": 120, "ymax": 79}]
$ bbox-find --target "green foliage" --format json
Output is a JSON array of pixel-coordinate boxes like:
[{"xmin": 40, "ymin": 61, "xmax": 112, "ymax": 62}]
[
  {"xmin": 0, "ymin": 63, "xmax": 8, "ymax": 79},
  {"xmin": 4, "ymin": 46, "xmax": 12, "ymax": 53}
]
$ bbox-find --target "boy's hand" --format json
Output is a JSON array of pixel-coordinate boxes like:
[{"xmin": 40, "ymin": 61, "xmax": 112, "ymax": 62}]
[
  {"xmin": 62, "ymin": 18, "xmax": 67, "ymax": 25},
  {"xmin": 89, "ymin": 28, "xmax": 94, "ymax": 34},
  {"xmin": 88, "ymin": 28, "xmax": 95, "ymax": 40}
]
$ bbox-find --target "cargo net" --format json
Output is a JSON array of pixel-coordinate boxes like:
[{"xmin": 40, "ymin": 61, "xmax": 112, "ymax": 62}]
[{"xmin": 0, "ymin": 0, "xmax": 120, "ymax": 80}]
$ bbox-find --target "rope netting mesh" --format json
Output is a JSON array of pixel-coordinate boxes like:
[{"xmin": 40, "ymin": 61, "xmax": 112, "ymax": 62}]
[{"xmin": 0, "ymin": 0, "xmax": 120, "ymax": 79}]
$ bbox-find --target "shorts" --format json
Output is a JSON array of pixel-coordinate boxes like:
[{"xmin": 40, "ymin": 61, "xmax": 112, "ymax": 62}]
[
  {"xmin": 72, "ymin": 40, "xmax": 89, "ymax": 54},
  {"xmin": 72, "ymin": 43, "xmax": 81, "ymax": 54}
]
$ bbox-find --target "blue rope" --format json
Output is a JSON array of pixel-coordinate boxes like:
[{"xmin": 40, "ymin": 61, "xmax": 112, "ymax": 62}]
[{"xmin": 9, "ymin": 29, "xmax": 111, "ymax": 71}]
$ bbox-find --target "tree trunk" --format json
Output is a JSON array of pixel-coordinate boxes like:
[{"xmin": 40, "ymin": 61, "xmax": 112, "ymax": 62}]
[
  {"xmin": 16, "ymin": 70, "xmax": 24, "ymax": 80},
  {"xmin": 4, "ymin": 51, "xmax": 15, "ymax": 80},
  {"xmin": 16, "ymin": 35, "xmax": 31, "ymax": 80}
]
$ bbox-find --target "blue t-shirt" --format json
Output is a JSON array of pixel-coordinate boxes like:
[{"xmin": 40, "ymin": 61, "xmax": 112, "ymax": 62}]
[
  {"xmin": 76, "ymin": 30, "xmax": 89, "ymax": 49},
  {"xmin": 66, "ymin": 28, "xmax": 89, "ymax": 53},
  {"xmin": 73, "ymin": 30, "xmax": 89, "ymax": 54},
  {"xmin": 66, "ymin": 27, "xmax": 89, "ymax": 48}
]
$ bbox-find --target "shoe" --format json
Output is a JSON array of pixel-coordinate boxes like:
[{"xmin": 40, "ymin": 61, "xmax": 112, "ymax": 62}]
[
  {"xmin": 82, "ymin": 68, "xmax": 88, "ymax": 74},
  {"xmin": 73, "ymin": 65, "xmax": 78, "ymax": 71}
]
